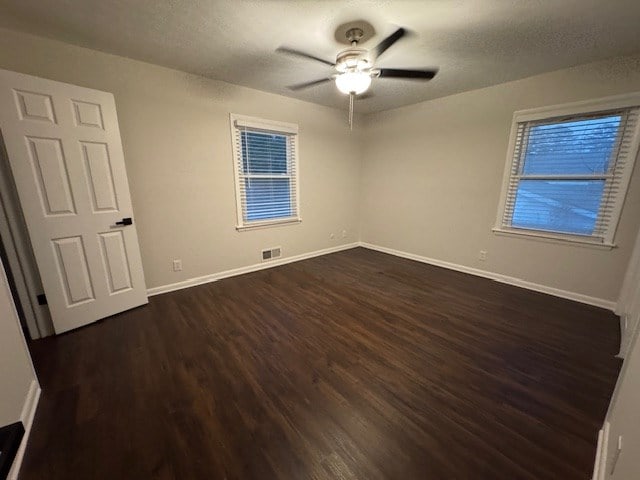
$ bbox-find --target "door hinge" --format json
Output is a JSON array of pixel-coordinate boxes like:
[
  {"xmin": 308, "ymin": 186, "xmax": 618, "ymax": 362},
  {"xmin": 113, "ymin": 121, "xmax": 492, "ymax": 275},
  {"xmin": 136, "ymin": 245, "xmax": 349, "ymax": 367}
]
[{"xmin": 36, "ymin": 294, "xmax": 47, "ymax": 305}]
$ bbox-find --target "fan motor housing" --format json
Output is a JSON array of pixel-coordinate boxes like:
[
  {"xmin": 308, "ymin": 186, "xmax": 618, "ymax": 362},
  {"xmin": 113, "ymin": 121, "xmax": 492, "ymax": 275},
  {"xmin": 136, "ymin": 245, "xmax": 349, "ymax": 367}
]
[{"xmin": 335, "ymin": 47, "xmax": 369, "ymax": 72}]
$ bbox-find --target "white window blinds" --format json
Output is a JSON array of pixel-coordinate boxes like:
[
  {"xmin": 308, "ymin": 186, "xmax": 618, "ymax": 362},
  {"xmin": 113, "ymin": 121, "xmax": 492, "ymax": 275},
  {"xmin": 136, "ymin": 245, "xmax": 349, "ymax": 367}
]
[
  {"xmin": 497, "ymin": 101, "xmax": 640, "ymax": 245},
  {"xmin": 230, "ymin": 115, "xmax": 300, "ymax": 230}
]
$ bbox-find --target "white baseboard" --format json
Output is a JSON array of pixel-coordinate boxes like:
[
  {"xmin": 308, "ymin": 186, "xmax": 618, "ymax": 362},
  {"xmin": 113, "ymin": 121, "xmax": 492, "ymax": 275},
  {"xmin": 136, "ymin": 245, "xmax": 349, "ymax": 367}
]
[
  {"xmin": 9, "ymin": 380, "xmax": 41, "ymax": 480},
  {"xmin": 592, "ymin": 421, "xmax": 610, "ymax": 480},
  {"xmin": 360, "ymin": 242, "xmax": 616, "ymax": 311},
  {"xmin": 147, "ymin": 240, "xmax": 615, "ymax": 310},
  {"xmin": 147, "ymin": 242, "xmax": 359, "ymax": 297}
]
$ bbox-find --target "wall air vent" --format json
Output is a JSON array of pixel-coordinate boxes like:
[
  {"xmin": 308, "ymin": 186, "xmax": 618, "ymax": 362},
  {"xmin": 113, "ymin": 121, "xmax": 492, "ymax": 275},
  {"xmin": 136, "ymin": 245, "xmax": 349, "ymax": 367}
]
[{"xmin": 262, "ymin": 247, "xmax": 282, "ymax": 262}]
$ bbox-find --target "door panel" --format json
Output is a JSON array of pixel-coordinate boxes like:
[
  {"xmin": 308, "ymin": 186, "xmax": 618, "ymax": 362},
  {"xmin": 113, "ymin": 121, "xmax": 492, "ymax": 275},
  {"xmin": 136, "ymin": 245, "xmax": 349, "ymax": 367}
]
[
  {"xmin": 14, "ymin": 90, "xmax": 57, "ymax": 123},
  {"xmin": 98, "ymin": 231, "xmax": 133, "ymax": 294},
  {"xmin": 0, "ymin": 68, "xmax": 148, "ymax": 334},
  {"xmin": 52, "ymin": 236, "xmax": 95, "ymax": 306},
  {"xmin": 72, "ymin": 100, "xmax": 104, "ymax": 129},
  {"xmin": 26, "ymin": 136, "xmax": 77, "ymax": 215},
  {"xmin": 81, "ymin": 142, "xmax": 119, "ymax": 212}
]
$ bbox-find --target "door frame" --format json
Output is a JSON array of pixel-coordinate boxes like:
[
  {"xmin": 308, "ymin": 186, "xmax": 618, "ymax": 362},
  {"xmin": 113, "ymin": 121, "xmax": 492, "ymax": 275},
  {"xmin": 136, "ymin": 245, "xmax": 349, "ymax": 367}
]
[
  {"xmin": 0, "ymin": 131, "xmax": 54, "ymax": 339},
  {"xmin": 616, "ymin": 223, "xmax": 640, "ymax": 358}
]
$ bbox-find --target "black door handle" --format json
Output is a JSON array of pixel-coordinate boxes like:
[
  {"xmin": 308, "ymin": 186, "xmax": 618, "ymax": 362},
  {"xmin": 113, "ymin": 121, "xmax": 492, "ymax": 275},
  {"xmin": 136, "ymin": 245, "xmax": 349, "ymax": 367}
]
[{"xmin": 115, "ymin": 217, "xmax": 133, "ymax": 226}]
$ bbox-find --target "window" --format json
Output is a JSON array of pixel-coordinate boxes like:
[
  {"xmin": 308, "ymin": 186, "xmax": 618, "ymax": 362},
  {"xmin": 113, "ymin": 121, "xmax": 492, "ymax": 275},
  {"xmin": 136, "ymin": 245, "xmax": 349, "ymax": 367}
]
[
  {"xmin": 230, "ymin": 114, "xmax": 300, "ymax": 230},
  {"xmin": 495, "ymin": 95, "xmax": 640, "ymax": 246}
]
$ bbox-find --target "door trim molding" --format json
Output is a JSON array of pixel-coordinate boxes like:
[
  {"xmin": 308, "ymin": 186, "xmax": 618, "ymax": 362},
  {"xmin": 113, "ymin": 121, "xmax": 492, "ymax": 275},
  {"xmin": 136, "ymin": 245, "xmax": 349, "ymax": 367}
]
[
  {"xmin": 0, "ymin": 141, "xmax": 53, "ymax": 339},
  {"xmin": 8, "ymin": 380, "xmax": 41, "ymax": 480},
  {"xmin": 615, "ymin": 224, "xmax": 640, "ymax": 357}
]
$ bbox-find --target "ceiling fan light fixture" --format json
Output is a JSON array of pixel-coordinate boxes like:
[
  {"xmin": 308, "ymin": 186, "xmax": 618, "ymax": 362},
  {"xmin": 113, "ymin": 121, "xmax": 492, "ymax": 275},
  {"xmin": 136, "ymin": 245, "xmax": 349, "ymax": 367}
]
[
  {"xmin": 276, "ymin": 24, "xmax": 438, "ymax": 129},
  {"xmin": 335, "ymin": 71, "xmax": 371, "ymax": 95}
]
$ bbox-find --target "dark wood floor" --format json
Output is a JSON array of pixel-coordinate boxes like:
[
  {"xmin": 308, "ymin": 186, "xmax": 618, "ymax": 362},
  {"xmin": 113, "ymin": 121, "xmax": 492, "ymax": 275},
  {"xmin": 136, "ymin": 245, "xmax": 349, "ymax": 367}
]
[{"xmin": 22, "ymin": 247, "xmax": 621, "ymax": 479}]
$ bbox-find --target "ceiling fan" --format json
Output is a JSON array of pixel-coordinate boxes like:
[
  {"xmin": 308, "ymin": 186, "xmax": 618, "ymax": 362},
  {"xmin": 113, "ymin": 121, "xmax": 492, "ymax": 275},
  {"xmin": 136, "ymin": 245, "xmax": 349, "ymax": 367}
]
[{"xmin": 277, "ymin": 25, "xmax": 438, "ymax": 129}]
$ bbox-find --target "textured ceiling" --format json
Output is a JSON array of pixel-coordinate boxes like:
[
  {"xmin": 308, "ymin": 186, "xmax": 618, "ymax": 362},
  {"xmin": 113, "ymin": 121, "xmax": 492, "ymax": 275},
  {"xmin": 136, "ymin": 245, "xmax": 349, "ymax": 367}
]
[{"xmin": 1, "ymin": 0, "xmax": 640, "ymax": 113}]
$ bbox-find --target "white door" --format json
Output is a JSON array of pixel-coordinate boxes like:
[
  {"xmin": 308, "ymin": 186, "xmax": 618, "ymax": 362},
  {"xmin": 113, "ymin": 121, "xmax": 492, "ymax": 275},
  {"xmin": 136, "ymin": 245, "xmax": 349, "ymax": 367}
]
[{"xmin": 0, "ymin": 69, "xmax": 147, "ymax": 334}]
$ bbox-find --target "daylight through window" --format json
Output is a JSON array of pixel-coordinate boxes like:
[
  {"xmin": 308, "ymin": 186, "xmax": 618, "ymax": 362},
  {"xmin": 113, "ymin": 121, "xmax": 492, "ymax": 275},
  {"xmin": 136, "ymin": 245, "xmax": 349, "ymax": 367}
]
[
  {"xmin": 496, "ymin": 102, "xmax": 640, "ymax": 245},
  {"xmin": 231, "ymin": 115, "xmax": 300, "ymax": 230}
]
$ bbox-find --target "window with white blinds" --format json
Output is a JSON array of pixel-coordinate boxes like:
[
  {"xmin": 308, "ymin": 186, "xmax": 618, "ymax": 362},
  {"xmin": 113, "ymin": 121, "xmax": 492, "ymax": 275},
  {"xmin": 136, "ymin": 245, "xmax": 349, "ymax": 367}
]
[
  {"xmin": 495, "ymin": 96, "xmax": 640, "ymax": 246},
  {"xmin": 230, "ymin": 114, "xmax": 300, "ymax": 230}
]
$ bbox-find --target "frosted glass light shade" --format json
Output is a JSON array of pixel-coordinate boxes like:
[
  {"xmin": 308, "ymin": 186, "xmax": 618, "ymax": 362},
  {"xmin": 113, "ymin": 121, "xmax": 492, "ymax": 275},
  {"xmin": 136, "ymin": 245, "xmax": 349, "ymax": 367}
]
[{"xmin": 335, "ymin": 72, "xmax": 372, "ymax": 94}]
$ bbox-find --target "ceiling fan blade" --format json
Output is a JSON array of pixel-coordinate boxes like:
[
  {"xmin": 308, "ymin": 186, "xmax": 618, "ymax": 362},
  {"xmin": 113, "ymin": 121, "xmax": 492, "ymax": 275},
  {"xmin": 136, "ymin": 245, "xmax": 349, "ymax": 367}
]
[
  {"xmin": 372, "ymin": 28, "xmax": 406, "ymax": 59},
  {"xmin": 276, "ymin": 47, "xmax": 335, "ymax": 66},
  {"xmin": 287, "ymin": 78, "xmax": 332, "ymax": 91},
  {"xmin": 378, "ymin": 68, "xmax": 438, "ymax": 80}
]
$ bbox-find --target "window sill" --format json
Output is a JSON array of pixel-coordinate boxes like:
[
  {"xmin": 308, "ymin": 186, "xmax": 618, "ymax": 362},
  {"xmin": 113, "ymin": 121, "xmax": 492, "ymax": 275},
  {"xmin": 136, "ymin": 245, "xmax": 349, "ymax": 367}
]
[
  {"xmin": 492, "ymin": 227, "xmax": 616, "ymax": 250},
  {"xmin": 236, "ymin": 218, "xmax": 302, "ymax": 232}
]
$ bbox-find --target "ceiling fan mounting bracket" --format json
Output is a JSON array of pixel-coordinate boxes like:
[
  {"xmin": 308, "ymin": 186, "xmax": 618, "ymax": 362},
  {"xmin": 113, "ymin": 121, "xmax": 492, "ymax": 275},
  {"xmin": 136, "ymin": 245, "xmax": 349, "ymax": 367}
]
[
  {"xmin": 345, "ymin": 27, "xmax": 364, "ymax": 44},
  {"xmin": 334, "ymin": 20, "xmax": 376, "ymax": 46}
]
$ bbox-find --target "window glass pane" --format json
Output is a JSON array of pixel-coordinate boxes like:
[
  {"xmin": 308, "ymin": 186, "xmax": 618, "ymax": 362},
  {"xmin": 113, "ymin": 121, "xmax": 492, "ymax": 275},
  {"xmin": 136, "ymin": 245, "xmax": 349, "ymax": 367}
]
[
  {"xmin": 241, "ymin": 131, "xmax": 288, "ymax": 174},
  {"xmin": 245, "ymin": 178, "xmax": 292, "ymax": 221},
  {"xmin": 512, "ymin": 179, "xmax": 604, "ymax": 235},
  {"xmin": 522, "ymin": 115, "xmax": 621, "ymax": 175}
]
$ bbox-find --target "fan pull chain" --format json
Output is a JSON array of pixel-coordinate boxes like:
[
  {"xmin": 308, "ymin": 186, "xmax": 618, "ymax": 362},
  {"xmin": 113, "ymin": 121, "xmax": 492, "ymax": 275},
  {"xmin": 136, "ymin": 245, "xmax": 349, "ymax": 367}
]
[{"xmin": 349, "ymin": 92, "xmax": 354, "ymax": 130}]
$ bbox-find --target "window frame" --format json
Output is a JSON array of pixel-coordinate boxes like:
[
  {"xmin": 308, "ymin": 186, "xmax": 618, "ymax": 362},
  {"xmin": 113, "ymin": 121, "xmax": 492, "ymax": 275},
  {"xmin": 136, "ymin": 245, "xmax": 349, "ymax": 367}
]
[
  {"xmin": 229, "ymin": 114, "xmax": 301, "ymax": 231},
  {"xmin": 494, "ymin": 93, "xmax": 640, "ymax": 248}
]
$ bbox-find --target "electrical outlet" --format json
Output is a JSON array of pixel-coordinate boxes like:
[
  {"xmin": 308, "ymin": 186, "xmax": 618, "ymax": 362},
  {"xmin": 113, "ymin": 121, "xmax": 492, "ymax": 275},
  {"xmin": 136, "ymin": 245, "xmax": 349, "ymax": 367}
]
[
  {"xmin": 342, "ymin": 230, "xmax": 347, "ymax": 238},
  {"xmin": 479, "ymin": 250, "xmax": 487, "ymax": 261},
  {"xmin": 172, "ymin": 259, "xmax": 182, "ymax": 272}
]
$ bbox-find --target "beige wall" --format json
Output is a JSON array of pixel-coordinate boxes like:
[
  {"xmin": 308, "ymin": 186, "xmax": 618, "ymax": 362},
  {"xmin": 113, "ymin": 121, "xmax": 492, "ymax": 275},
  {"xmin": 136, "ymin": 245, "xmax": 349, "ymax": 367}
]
[
  {"xmin": 360, "ymin": 55, "xmax": 640, "ymax": 303},
  {"xmin": 0, "ymin": 256, "xmax": 36, "ymax": 426},
  {"xmin": 0, "ymin": 28, "xmax": 362, "ymax": 291},
  {"xmin": 1, "ymin": 27, "xmax": 639, "ymax": 307},
  {"xmin": 602, "ymin": 239, "xmax": 640, "ymax": 478},
  {"xmin": 605, "ymin": 333, "xmax": 640, "ymax": 480}
]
